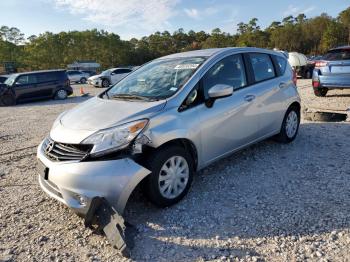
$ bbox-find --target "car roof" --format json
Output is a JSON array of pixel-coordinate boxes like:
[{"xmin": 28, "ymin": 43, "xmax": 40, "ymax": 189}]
[
  {"xmin": 17, "ymin": 69, "xmax": 66, "ymax": 75},
  {"xmin": 329, "ymin": 45, "xmax": 350, "ymax": 51},
  {"xmin": 159, "ymin": 47, "xmax": 284, "ymax": 59}
]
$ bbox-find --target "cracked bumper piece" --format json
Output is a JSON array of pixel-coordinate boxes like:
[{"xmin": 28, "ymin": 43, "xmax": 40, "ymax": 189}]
[{"xmin": 37, "ymin": 141, "xmax": 151, "ymax": 216}]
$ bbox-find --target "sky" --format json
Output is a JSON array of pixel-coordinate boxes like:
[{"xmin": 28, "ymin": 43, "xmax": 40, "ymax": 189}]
[{"xmin": 0, "ymin": 0, "xmax": 349, "ymax": 40}]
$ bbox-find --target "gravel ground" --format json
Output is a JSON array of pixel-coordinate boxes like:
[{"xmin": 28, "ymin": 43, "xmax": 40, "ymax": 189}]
[{"xmin": 0, "ymin": 80, "xmax": 350, "ymax": 262}]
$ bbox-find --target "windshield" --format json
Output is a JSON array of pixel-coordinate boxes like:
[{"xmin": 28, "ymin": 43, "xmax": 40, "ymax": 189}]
[
  {"xmin": 324, "ymin": 49, "xmax": 350, "ymax": 61},
  {"xmin": 4, "ymin": 74, "xmax": 17, "ymax": 86},
  {"xmin": 101, "ymin": 69, "xmax": 111, "ymax": 75},
  {"xmin": 106, "ymin": 57, "xmax": 206, "ymax": 100}
]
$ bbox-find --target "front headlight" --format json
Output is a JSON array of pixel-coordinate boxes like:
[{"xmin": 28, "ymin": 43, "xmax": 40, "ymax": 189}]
[{"xmin": 82, "ymin": 119, "xmax": 148, "ymax": 157}]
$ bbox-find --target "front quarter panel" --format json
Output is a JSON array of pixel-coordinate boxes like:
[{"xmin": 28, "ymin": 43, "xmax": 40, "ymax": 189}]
[{"xmin": 144, "ymin": 105, "xmax": 203, "ymax": 166}]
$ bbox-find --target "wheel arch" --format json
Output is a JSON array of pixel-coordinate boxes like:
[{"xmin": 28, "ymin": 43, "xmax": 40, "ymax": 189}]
[{"xmin": 142, "ymin": 138, "xmax": 199, "ymax": 172}]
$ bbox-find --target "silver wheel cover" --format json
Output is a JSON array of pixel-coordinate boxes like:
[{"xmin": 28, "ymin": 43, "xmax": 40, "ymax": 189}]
[
  {"xmin": 285, "ymin": 110, "xmax": 298, "ymax": 138},
  {"xmin": 158, "ymin": 156, "xmax": 189, "ymax": 199},
  {"xmin": 57, "ymin": 90, "xmax": 67, "ymax": 99}
]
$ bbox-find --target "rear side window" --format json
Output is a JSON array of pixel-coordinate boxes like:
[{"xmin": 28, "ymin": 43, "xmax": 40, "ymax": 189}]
[
  {"xmin": 249, "ymin": 53, "xmax": 275, "ymax": 82},
  {"xmin": 203, "ymin": 54, "xmax": 247, "ymax": 96},
  {"xmin": 275, "ymin": 55, "xmax": 287, "ymax": 74},
  {"xmin": 323, "ymin": 49, "xmax": 350, "ymax": 61},
  {"xmin": 37, "ymin": 73, "xmax": 58, "ymax": 82}
]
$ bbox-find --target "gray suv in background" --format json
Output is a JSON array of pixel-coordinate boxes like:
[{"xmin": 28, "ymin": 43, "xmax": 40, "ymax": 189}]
[
  {"xmin": 37, "ymin": 47, "xmax": 300, "ymax": 216},
  {"xmin": 312, "ymin": 46, "xmax": 350, "ymax": 96}
]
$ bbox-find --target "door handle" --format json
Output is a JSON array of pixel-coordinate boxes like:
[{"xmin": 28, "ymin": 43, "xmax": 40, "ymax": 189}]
[
  {"xmin": 279, "ymin": 82, "xmax": 287, "ymax": 89},
  {"xmin": 244, "ymin": 94, "xmax": 256, "ymax": 102}
]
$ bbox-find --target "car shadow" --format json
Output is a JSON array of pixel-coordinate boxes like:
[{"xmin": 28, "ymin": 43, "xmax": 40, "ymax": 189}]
[
  {"xmin": 325, "ymin": 94, "xmax": 350, "ymax": 98},
  {"xmin": 124, "ymin": 121, "xmax": 350, "ymax": 261}
]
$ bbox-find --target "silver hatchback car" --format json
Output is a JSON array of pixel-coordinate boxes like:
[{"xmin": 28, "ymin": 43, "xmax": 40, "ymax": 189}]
[{"xmin": 37, "ymin": 47, "xmax": 300, "ymax": 216}]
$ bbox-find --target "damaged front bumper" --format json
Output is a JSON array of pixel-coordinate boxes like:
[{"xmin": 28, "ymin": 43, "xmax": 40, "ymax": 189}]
[{"xmin": 37, "ymin": 140, "xmax": 151, "ymax": 216}]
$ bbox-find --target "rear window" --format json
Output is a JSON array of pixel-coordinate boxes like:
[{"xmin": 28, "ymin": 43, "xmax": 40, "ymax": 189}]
[
  {"xmin": 275, "ymin": 55, "xmax": 287, "ymax": 74},
  {"xmin": 249, "ymin": 53, "xmax": 276, "ymax": 82},
  {"xmin": 323, "ymin": 49, "xmax": 350, "ymax": 61}
]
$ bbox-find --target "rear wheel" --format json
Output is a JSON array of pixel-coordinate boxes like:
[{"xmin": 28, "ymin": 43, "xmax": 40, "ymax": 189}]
[
  {"xmin": 55, "ymin": 89, "xmax": 68, "ymax": 100},
  {"xmin": 143, "ymin": 145, "xmax": 194, "ymax": 207},
  {"xmin": 314, "ymin": 88, "xmax": 328, "ymax": 97},
  {"xmin": 275, "ymin": 106, "xmax": 300, "ymax": 143},
  {"xmin": 102, "ymin": 79, "xmax": 110, "ymax": 88},
  {"xmin": 80, "ymin": 77, "xmax": 87, "ymax": 84}
]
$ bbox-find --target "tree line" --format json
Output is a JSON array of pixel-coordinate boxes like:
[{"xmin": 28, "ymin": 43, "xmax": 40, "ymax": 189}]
[{"xmin": 0, "ymin": 7, "xmax": 349, "ymax": 72}]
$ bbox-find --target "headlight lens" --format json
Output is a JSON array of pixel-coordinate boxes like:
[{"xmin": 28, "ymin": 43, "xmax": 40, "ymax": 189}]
[{"xmin": 82, "ymin": 119, "xmax": 148, "ymax": 156}]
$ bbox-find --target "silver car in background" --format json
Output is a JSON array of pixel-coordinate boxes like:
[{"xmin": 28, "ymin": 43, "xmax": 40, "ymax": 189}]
[
  {"xmin": 37, "ymin": 47, "xmax": 301, "ymax": 216},
  {"xmin": 87, "ymin": 67, "xmax": 133, "ymax": 88}
]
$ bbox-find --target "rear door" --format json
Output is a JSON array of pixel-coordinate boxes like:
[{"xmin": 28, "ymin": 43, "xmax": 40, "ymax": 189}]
[
  {"xmin": 36, "ymin": 73, "xmax": 58, "ymax": 97},
  {"xmin": 110, "ymin": 69, "xmax": 132, "ymax": 84},
  {"xmin": 245, "ymin": 52, "xmax": 288, "ymax": 135},
  {"xmin": 14, "ymin": 74, "xmax": 39, "ymax": 101}
]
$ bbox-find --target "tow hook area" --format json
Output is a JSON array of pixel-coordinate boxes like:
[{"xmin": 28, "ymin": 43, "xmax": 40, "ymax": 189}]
[{"xmin": 84, "ymin": 197, "xmax": 136, "ymax": 258}]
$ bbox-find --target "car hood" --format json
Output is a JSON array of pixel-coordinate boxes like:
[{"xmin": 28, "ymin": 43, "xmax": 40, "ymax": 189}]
[
  {"xmin": 50, "ymin": 96, "xmax": 166, "ymax": 143},
  {"xmin": 88, "ymin": 75, "xmax": 100, "ymax": 81}
]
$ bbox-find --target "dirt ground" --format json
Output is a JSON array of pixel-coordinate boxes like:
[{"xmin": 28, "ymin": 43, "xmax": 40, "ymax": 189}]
[{"xmin": 0, "ymin": 80, "xmax": 350, "ymax": 262}]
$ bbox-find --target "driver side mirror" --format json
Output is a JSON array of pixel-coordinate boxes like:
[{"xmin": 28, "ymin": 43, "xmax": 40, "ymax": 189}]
[{"xmin": 208, "ymin": 84, "xmax": 233, "ymax": 99}]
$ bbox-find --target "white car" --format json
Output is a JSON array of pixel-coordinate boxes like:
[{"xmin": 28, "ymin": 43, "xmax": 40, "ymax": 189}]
[
  {"xmin": 66, "ymin": 70, "xmax": 90, "ymax": 84},
  {"xmin": 88, "ymin": 68, "xmax": 133, "ymax": 88}
]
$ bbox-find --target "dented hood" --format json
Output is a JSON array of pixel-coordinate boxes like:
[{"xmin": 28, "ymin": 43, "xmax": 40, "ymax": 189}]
[{"xmin": 61, "ymin": 96, "xmax": 166, "ymax": 131}]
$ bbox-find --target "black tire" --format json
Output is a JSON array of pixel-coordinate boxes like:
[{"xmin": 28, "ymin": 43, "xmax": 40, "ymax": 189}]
[
  {"xmin": 102, "ymin": 79, "xmax": 110, "ymax": 88},
  {"xmin": 54, "ymin": 89, "xmax": 68, "ymax": 100},
  {"xmin": 305, "ymin": 70, "xmax": 311, "ymax": 79},
  {"xmin": 314, "ymin": 88, "xmax": 328, "ymax": 97},
  {"xmin": 275, "ymin": 105, "xmax": 300, "ymax": 143},
  {"xmin": 143, "ymin": 145, "xmax": 194, "ymax": 207},
  {"xmin": 80, "ymin": 77, "xmax": 87, "ymax": 84},
  {"xmin": 0, "ymin": 93, "xmax": 16, "ymax": 106}
]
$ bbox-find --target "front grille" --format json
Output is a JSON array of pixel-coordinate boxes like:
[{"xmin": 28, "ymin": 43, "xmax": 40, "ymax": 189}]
[{"xmin": 43, "ymin": 137, "xmax": 92, "ymax": 162}]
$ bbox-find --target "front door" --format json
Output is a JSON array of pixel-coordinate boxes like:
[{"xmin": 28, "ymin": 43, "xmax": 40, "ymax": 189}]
[
  {"xmin": 198, "ymin": 54, "xmax": 260, "ymax": 165},
  {"xmin": 14, "ymin": 74, "xmax": 38, "ymax": 101}
]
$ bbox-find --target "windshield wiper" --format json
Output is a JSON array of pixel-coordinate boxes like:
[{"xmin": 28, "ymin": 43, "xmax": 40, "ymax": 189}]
[{"xmin": 110, "ymin": 93, "xmax": 152, "ymax": 101}]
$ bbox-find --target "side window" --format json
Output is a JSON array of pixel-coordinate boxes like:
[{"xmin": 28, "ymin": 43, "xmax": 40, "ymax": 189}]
[
  {"xmin": 249, "ymin": 53, "xmax": 275, "ymax": 82},
  {"xmin": 113, "ymin": 69, "xmax": 130, "ymax": 74},
  {"xmin": 119, "ymin": 69, "xmax": 132, "ymax": 74},
  {"xmin": 16, "ymin": 75, "xmax": 37, "ymax": 85},
  {"xmin": 203, "ymin": 54, "xmax": 246, "ymax": 98},
  {"xmin": 37, "ymin": 73, "xmax": 57, "ymax": 82},
  {"xmin": 275, "ymin": 55, "xmax": 287, "ymax": 75}
]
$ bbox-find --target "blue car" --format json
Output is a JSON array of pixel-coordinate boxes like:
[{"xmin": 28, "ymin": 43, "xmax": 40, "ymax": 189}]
[{"xmin": 312, "ymin": 46, "xmax": 350, "ymax": 96}]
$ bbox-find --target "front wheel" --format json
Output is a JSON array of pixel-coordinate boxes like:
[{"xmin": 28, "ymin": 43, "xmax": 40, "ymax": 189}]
[
  {"xmin": 0, "ymin": 93, "xmax": 16, "ymax": 106},
  {"xmin": 143, "ymin": 146, "xmax": 194, "ymax": 207},
  {"xmin": 102, "ymin": 79, "xmax": 110, "ymax": 88},
  {"xmin": 275, "ymin": 106, "xmax": 300, "ymax": 143}
]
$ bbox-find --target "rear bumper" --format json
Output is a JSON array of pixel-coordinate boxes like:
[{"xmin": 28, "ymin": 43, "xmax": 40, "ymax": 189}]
[
  {"xmin": 37, "ymin": 140, "xmax": 151, "ymax": 216},
  {"xmin": 318, "ymin": 75, "xmax": 350, "ymax": 89}
]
